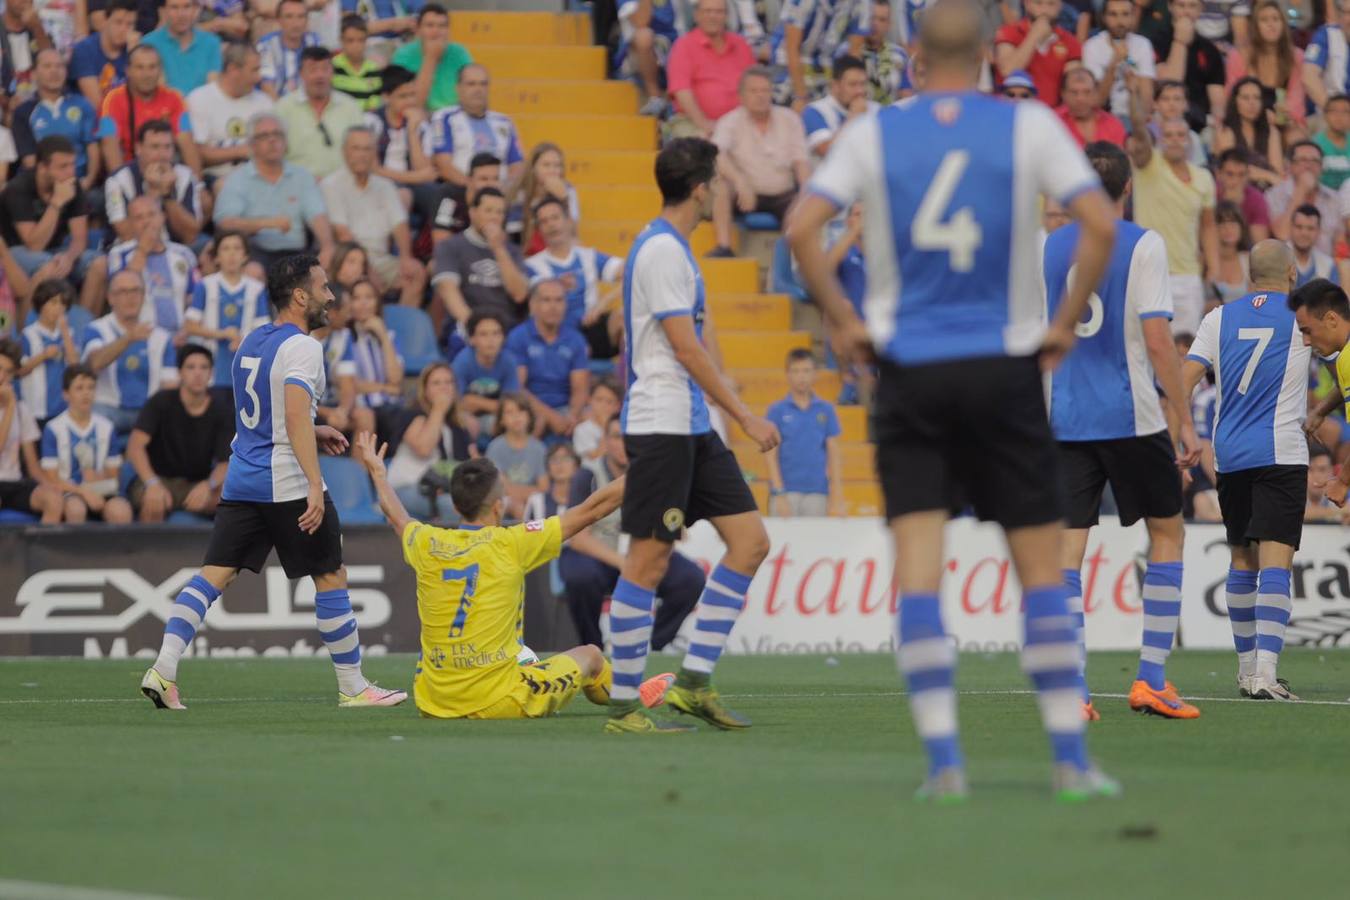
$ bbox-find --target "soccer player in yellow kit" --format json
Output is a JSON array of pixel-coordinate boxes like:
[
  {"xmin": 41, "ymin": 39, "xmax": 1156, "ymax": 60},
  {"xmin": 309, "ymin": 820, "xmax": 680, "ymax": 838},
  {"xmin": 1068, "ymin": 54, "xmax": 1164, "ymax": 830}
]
[{"xmin": 352, "ymin": 432, "xmax": 672, "ymax": 719}]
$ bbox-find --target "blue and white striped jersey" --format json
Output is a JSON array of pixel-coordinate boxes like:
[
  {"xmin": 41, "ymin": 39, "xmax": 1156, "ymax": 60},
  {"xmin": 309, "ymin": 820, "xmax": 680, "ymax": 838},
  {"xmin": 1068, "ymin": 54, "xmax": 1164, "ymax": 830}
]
[
  {"xmin": 806, "ymin": 92, "xmax": 1099, "ymax": 366},
  {"xmin": 526, "ymin": 244, "xmax": 624, "ymax": 331},
  {"xmin": 802, "ymin": 93, "xmax": 879, "ymax": 153},
  {"xmin": 430, "ymin": 106, "xmax": 524, "ymax": 176},
  {"xmin": 772, "ymin": 0, "xmax": 871, "ymax": 70},
  {"xmin": 351, "ymin": 327, "xmax": 403, "ymax": 409},
  {"xmin": 621, "ymin": 217, "xmax": 709, "ymax": 436},
  {"xmin": 185, "ymin": 272, "xmax": 270, "ymax": 389},
  {"xmin": 256, "ymin": 31, "xmax": 321, "ymax": 97},
  {"xmin": 1044, "ymin": 220, "xmax": 1173, "ymax": 441},
  {"xmin": 20, "ymin": 321, "xmax": 67, "ymax": 421},
  {"xmin": 1186, "ymin": 292, "xmax": 1310, "ymax": 473},
  {"xmin": 80, "ymin": 316, "xmax": 178, "ymax": 411},
  {"xmin": 40, "ymin": 411, "xmax": 120, "ymax": 483},
  {"xmin": 321, "ymin": 328, "xmax": 356, "ymax": 407},
  {"xmin": 221, "ymin": 322, "xmax": 328, "ymax": 503},
  {"xmin": 108, "ymin": 240, "xmax": 200, "ymax": 333}
]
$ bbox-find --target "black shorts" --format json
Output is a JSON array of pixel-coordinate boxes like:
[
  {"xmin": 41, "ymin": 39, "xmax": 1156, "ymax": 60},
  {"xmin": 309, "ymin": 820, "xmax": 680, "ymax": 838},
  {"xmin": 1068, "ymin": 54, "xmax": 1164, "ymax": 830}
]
[
  {"xmin": 203, "ymin": 494, "xmax": 344, "ymax": 579},
  {"xmin": 1060, "ymin": 431, "xmax": 1183, "ymax": 528},
  {"xmin": 0, "ymin": 479, "xmax": 39, "ymax": 514},
  {"xmin": 1215, "ymin": 465, "xmax": 1306, "ymax": 549},
  {"xmin": 874, "ymin": 355, "xmax": 1062, "ymax": 529},
  {"xmin": 622, "ymin": 431, "xmax": 758, "ymax": 542}
]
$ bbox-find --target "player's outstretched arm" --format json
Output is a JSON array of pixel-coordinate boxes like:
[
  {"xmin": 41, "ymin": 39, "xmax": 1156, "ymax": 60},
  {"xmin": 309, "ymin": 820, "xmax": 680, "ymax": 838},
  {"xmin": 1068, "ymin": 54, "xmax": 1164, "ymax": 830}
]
[
  {"xmin": 660, "ymin": 315, "xmax": 780, "ymax": 452},
  {"xmin": 352, "ymin": 432, "xmax": 413, "ymax": 537},
  {"xmin": 559, "ymin": 474, "xmax": 626, "ymax": 541}
]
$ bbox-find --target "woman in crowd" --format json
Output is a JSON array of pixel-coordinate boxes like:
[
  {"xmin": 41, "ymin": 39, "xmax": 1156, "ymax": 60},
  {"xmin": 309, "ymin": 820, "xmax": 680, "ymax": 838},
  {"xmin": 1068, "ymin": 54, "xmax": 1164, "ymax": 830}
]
[
  {"xmin": 1211, "ymin": 201, "xmax": 1252, "ymax": 307},
  {"xmin": 329, "ymin": 242, "xmax": 371, "ymax": 295},
  {"xmin": 514, "ymin": 142, "xmax": 580, "ymax": 255},
  {"xmin": 385, "ymin": 362, "xmax": 472, "ymax": 523},
  {"xmin": 1216, "ymin": 76, "xmax": 1285, "ymax": 186},
  {"xmin": 1224, "ymin": 0, "xmax": 1306, "ymax": 138}
]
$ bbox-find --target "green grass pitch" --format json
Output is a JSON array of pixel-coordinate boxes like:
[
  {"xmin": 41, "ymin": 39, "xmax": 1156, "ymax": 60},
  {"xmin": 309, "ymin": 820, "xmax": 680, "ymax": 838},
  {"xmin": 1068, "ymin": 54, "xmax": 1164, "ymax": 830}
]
[{"xmin": 3, "ymin": 650, "xmax": 1349, "ymax": 899}]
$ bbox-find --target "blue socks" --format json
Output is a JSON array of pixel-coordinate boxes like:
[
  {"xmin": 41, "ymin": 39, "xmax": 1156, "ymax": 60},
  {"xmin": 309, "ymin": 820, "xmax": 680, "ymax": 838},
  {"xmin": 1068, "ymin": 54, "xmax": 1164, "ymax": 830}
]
[
  {"xmin": 681, "ymin": 564, "xmax": 751, "ymax": 680},
  {"xmin": 316, "ymin": 589, "xmax": 369, "ymax": 696},
  {"xmin": 154, "ymin": 574, "xmax": 221, "ymax": 681},
  {"xmin": 896, "ymin": 594, "xmax": 961, "ymax": 776},
  {"xmin": 608, "ymin": 578, "xmax": 655, "ymax": 705},
  {"xmin": 1225, "ymin": 568, "xmax": 1259, "ymax": 678},
  {"xmin": 1021, "ymin": 585, "xmax": 1088, "ymax": 772},
  {"xmin": 1063, "ymin": 568, "xmax": 1087, "ymax": 700},
  {"xmin": 1254, "ymin": 568, "xmax": 1292, "ymax": 682},
  {"xmin": 1137, "ymin": 561, "xmax": 1183, "ymax": 690}
]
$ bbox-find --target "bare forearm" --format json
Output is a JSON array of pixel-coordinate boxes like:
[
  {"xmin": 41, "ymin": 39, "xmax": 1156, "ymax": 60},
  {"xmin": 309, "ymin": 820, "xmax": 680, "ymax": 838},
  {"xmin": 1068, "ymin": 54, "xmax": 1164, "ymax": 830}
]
[
  {"xmin": 369, "ymin": 469, "xmax": 412, "ymax": 535},
  {"xmin": 1147, "ymin": 329, "xmax": 1193, "ymax": 428},
  {"xmin": 497, "ymin": 253, "xmax": 528, "ymax": 301},
  {"xmin": 21, "ymin": 208, "xmax": 62, "ymax": 250},
  {"xmin": 285, "ymin": 407, "xmax": 323, "ymax": 488},
  {"xmin": 675, "ymin": 342, "xmax": 750, "ymax": 425},
  {"xmin": 88, "ymin": 338, "xmax": 131, "ymax": 371},
  {"xmin": 126, "ymin": 436, "xmax": 158, "ymax": 484}
]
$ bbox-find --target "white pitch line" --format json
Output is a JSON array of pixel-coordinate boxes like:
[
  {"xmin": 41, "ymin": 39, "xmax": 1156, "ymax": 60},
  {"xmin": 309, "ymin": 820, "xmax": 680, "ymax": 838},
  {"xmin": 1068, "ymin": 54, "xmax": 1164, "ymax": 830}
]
[
  {"xmin": 0, "ymin": 879, "xmax": 182, "ymax": 900},
  {"xmin": 0, "ymin": 696, "xmax": 288, "ymax": 706}
]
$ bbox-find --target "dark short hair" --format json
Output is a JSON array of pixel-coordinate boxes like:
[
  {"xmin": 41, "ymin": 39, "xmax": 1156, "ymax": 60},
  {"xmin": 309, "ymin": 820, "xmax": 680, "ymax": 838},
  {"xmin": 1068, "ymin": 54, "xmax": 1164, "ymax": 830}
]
[
  {"xmin": 340, "ymin": 13, "xmax": 367, "ymax": 32},
  {"xmin": 107, "ymin": 0, "xmax": 138, "ymax": 16},
  {"xmin": 417, "ymin": 2, "xmax": 448, "ymax": 23},
  {"xmin": 1288, "ymin": 139, "xmax": 1323, "ymax": 161},
  {"xmin": 497, "ymin": 391, "xmax": 534, "ymax": 435},
  {"xmin": 32, "ymin": 278, "xmax": 75, "ymax": 311},
  {"xmin": 1293, "ymin": 203, "xmax": 1322, "ymax": 224},
  {"xmin": 547, "ymin": 442, "xmax": 579, "ymax": 465},
  {"xmin": 63, "ymin": 363, "xmax": 95, "ymax": 391},
  {"xmin": 213, "ymin": 230, "xmax": 247, "ymax": 254},
  {"xmin": 380, "ymin": 64, "xmax": 415, "ymax": 94},
  {"xmin": 1085, "ymin": 141, "xmax": 1131, "ymax": 202},
  {"xmin": 832, "ymin": 54, "xmax": 865, "ymax": 81},
  {"xmin": 590, "ymin": 376, "xmax": 622, "ymax": 400},
  {"xmin": 466, "ymin": 311, "xmax": 506, "ymax": 337},
  {"xmin": 1217, "ymin": 148, "xmax": 1248, "ymax": 168},
  {"xmin": 785, "ymin": 347, "xmax": 816, "ymax": 367},
  {"xmin": 469, "ymin": 152, "xmax": 502, "ymax": 172},
  {"xmin": 449, "ymin": 457, "xmax": 504, "ymax": 519},
  {"xmin": 267, "ymin": 254, "xmax": 322, "ymax": 314},
  {"xmin": 178, "ymin": 344, "xmax": 214, "ymax": 368},
  {"xmin": 1327, "ymin": 93, "xmax": 1350, "ymax": 111},
  {"xmin": 36, "ymin": 135, "xmax": 75, "ymax": 165},
  {"xmin": 0, "ymin": 338, "xmax": 21, "ymax": 369},
  {"xmin": 300, "ymin": 46, "xmax": 332, "ymax": 65},
  {"xmin": 222, "ymin": 42, "xmax": 259, "ymax": 72},
  {"xmin": 532, "ymin": 195, "xmax": 567, "ymax": 220},
  {"xmin": 1153, "ymin": 78, "xmax": 1185, "ymax": 100},
  {"xmin": 471, "ymin": 186, "xmax": 504, "ymax": 208},
  {"xmin": 655, "ymin": 137, "xmax": 718, "ymax": 206},
  {"xmin": 136, "ymin": 119, "xmax": 173, "ymax": 144},
  {"xmin": 1288, "ymin": 278, "xmax": 1350, "ymax": 318}
]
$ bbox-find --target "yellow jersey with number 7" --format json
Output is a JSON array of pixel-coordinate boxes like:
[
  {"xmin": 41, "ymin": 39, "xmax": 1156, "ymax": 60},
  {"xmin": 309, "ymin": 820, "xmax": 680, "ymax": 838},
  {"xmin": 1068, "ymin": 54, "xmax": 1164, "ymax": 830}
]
[{"xmin": 401, "ymin": 517, "xmax": 562, "ymax": 718}]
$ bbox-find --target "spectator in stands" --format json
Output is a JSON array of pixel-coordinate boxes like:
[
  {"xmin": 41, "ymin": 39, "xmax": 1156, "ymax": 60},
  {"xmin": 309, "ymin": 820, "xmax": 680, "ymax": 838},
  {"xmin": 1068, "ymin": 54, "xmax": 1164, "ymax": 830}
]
[
  {"xmin": 384, "ymin": 361, "xmax": 471, "ymax": 522},
  {"xmin": 1289, "ymin": 205, "xmax": 1341, "ymax": 288},
  {"xmin": 188, "ymin": 43, "xmax": 274, "ymax": 186},
  {"xmin": 1153, "ymin": 0, "xmax": 1225, "ymax": 136},
  {"xmin": 428, "ymin": 152, "xmax": 501, "ymax": 244},
  {"xmin": 213, "ymin": 111, "xmax": 335, "ymax": 275},
  {"xmin": 1128, "ymin": 83, "xmax": 1218, "ymax": 335},
  {"xmin": 1057, "ymin": 68, "xmax": 1127, "ymax": 148},
  {"xmin": 98, "ymin": 44, "xmax": 199, "ymax": 174},
  {"xmin": 506, "ymin": 277, "xmax": 589, "ymax": 443},
  {"xmin": 1, "ymin": 0, "xmax": 52, "ymax": 104},
  {"xmin": 106, "ymin": 120, "xmax": 205, "ymax": 248},
  {"xmin": 1267, "ymin": 140, "xmax": 1342, "ymax": 256},
  {"xmin": 451, "ymin": 311, "xmax": 519, "ymax": 446},
  {"xmin": 257, "ymin": 0, "xmax": 321, "ymax": 100},
  {"xmin": 1316, "ymin": 95, "xmax": 1350, "ymax": 192},
  {"xmin": 1216, "ymin": 76, "xmax": 1283, "ymax": 186},
  {"xmin": 431, "ymin": 65, "xmax": 525, "ymax": 188},
  {"xmin": 999, "ymin": 69, "xmax": 1036, "ymax": 99},
  {"xmin": 82, "ymin": 268, "xmax": 179, "ymax": 434},
  {"xmin": 559, "ymin": 413, "xmax": 702, "ymax": 649},
  {"xmin": 69, "ymin": 0, "xmax": 135, "ymax": 114},
  {"xmin": 994, "ymin": 0, "xmax": 1082, "ymax": 108},
  {"xmin": 515, "ymin": 143, "xmax": 580, "ymax": 253},
  {"xmin": 432, "ymin": 186, "xmax": 529, "ymax": 329},
  {"xmin": 1302, "ymin": 0, "xmax": 1350, "ymax": 116},
  {"xmin": 365, "ymin": 64, "xmax": 438, "ymax": 205},
  {"xmin": 1216, "ymin": 148, "xmax": 1272, "ymax": 243},
  {"xmin": 183, "ymin": 231, "xmax": 268, "ymax": 391},
  {"xmin": 802, "ymin": 55, "xmax": 875, "ymax": 159},
  {"xmin": 277, "ymin": 47, "xmax": 366, "ymax": 182},
  {"xmin": 709, "ymin": 66, "xmax": 809, "ymax": 258},
  {"xmin": 485, "ymin": 391, "xmax": 547, "ymax": 519},
  {"xmin": 109, "ymin": 196, "xmax": 199, "ymax": 334},
  {"xmin": 330, "ymin": 241, "xmax": 371, "ymax": 293},
  {"xmin": 125, "ymin": 344, "xmax": 233, "ymax": 522},
  {"xmin": 38, "ymin": 364, "xmax": 133, "ymax": 523},
  {"xmin": 571, "ymin": 376, "xmax": 621, "ymax": 461},
  {"xmin": 765, "ymin": 348, "xmax": 843, "ymax": 517},
  {"xmin": 18, "ymin": 279, "xmax": 79, "ymax": 426},
  {"xmin": 1150, "ymin": 79, "xmax": 1207, "ymax": 166},
  {"xmin": 1194, "ymin": 0, "xmax": 1247, "ymax": 46},
  {"xmin": 1082, "ymin": 0, "xmax": 1155, "ymax": 120},
  {"xmin": 12, "ymin": 50, "xmax": 103, "ymax": 190},
  {"xmin": 1211, "ymin": 200, "xmax": 1251, "ymax": 305},
  {"xmin": 332, "ymin": 15, "xmax": 383, "ymax": 112},
  {"xmin": 665, "ymin": 0, "xmax": 755, "ymax": 139},
  {"xmin": 772, "ymin": 0, "xmax": 868, "ymax": 107},
  {"xmin": 1224, "ymin": 0, "xmax": 1304, "ymax": 134},
  {"xmin": 142, "ymin": 0, "xmax": 223, "ymax": 97},
  {"xmin": 618, "ymin": 0, "xmax": 684, "ymax": 116},
  {"xmin": 199, "ymin": 0, "xmax": 249, "ymax": 42},
  {"xmin": 347, "ymin": 278, "xmax": 405, "ymax": 436},
  {"xmin": 391, "ymin": 4, "xmax": 473, "ymax": 112},
  {"xmin": 348, "ymin": 0, "xmax": 417, "ymax": 56},
  {"xmin": 525, "ymin": 197, "xmax": 624, "ymax": 357},
  {"xmin": 321, "ymin": 124, "xmax": 425, "ymax": 307},
  {"xmin": 314, "ymin": 285, "xmax": 358, "ymax": 433},
  {"xmin": 1305, "ymin": 448, "xmax": 1349, "ymax": 522},
  {"xmin": 0, "ymin": 338, "xmax": 64, "ymax": 523},
  {"xmin": 856, "ymin": 0, "xmax": 911, "ymax": 103},
  {"xmin": 523, "ymin": 441, "xmax": 579, "ymax": 521}
]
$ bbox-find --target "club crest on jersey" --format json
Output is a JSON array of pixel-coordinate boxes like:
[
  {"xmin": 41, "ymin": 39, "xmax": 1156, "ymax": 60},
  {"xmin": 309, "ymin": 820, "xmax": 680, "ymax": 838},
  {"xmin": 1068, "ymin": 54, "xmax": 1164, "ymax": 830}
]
[
  {"xmin": 933, "ymin": 98, "xmax": 961, "ymax": 125},
  {"xmin": 524, "ymin": 519, "xmax": 544, "ymax": 532},
  {"xmin": 1252, "ymin": 293, "xmax": 1269, "ymax": 308}
]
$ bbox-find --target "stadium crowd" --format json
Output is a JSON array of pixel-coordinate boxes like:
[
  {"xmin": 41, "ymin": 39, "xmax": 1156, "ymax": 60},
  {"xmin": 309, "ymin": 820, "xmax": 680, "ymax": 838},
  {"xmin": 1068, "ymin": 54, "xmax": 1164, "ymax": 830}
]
[{"xmin": 2, "ymin": 0, "xmax": 1350, "ymax": 530}]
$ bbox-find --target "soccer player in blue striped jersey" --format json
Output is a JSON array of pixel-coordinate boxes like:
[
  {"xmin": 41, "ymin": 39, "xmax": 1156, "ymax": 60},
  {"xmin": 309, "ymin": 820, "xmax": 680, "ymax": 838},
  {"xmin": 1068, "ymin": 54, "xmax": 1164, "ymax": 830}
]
[
  {"xmin": 1043, "ymin": 142, "xmax": 1203, "ymax": 722},
  {"xmin": 788, "ymin": 0, "xmax": 1119, "ymax": 802},
  {"xmin": 140, "ymin": 255, "xmax": 406, "ymax": 711},
  {"xmin": 1183, "ymin": 242, "xmax": 1307, "ymax": 702}
]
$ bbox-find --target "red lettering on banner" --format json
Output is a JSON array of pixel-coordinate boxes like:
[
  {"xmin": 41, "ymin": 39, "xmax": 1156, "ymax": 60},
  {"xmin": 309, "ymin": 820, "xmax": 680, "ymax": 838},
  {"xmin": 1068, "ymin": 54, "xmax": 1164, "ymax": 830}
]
[
  {"xmin": 1114, "ymin": 564, "xmax": 1141, "ymax": 614},
  {"xmin": 762, "ymin": 544, "xmax": 793, "ymax": 615},
  {"xmin": 961, "ymin": 557, "xmax": 1011, "ymax": 615},
  {"xmin": 796, "ymin": 558, "xmax": 846, "ymax": 615},
  {"xmin": 1082, "ymin": 545, "xmax": 1108, "ymax": 614},
  {"xmin": 856, "ymin": 558, "xmax": 899, "ymax": 615}
]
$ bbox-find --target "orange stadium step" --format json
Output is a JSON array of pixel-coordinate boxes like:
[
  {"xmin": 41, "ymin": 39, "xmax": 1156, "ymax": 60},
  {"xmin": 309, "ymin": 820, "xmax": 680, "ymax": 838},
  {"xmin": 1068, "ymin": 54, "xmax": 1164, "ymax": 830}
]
[
  {"xmin": 516, "ymin": 114, "xmax": 657, "ymax": 152},
  {"xmin": 707, "ymin": 293, "xmax": 792, "ymax": 331},
  {"xmin": 452, "ymin": 11, "xmax": 592, "ymax": 46},
  {"xmin": 727, "ymin": 367, "xmax": 843, "ymax": 405},
  {"xmin": 577, "ymin": 220, "xmax": 724, "ymax": 257},
  {"xmin": 575, "ymin": 185, "xmax": 662, "ymax": 221},
  {"xmin": 468, "ymin": 45, "xmax": 606, "ymax": 81},
  {"xmin": 717, "ymin": 331, "xmax": 811, "ymax": 369},
  {"xmin": 493, "ymin": 80, "xmax": 638, "ymax": 116},
  {"xmin": 702, "ymin": 258, "xmax": 759, "ymax": 293},
  {"xmin": 567, "ymin": 151, "xmax": 656, "ymax": 186}
]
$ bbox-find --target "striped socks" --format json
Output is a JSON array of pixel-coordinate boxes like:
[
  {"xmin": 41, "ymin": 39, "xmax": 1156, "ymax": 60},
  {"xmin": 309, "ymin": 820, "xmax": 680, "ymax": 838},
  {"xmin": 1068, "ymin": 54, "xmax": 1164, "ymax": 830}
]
[
  {"xmin": 315, "ymin": 589, "xmax": 370, "ymax": 696},
  {"xmin": 1063, "ymin": 568, "xmax": 1087, "ymax": 700},
  {"xmin": 1021, "ymin": 585, "xmax": 1087, "ymax": 772},
  {"xmin": 1255, "ymin": 568, "xmax": 1293, "ymax": 682},
  {"xmin": 153, "ymin": 574, "xmax": 221, "ymax": 681},
  {"xmin": 679, "ymin": 564, "xmax": 751, "ymax": 684},
  {"xmin": 1225, "ymin": 569, "xmax": 1259, "ymax": 678},
  {"xmin": 1137, "ymin": 561, "xmax": 1183, "ymax": 691},
  {"xmin": 896, "ymin": 593, "xmax": 962, "ymax": 776},
  {"xmin": 608, "ymin": 578, "xmax": 655, "ymax": 707}
]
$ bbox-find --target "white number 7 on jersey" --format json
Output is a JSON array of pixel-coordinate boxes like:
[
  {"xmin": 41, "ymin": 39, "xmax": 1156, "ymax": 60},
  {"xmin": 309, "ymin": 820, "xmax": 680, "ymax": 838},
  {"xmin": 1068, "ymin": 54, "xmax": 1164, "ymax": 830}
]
[
  {"xmin": 913, "ymin": 150, "xmax": 983, "ymax": 272},
  {"xmin": 1235, "ymin": 327, "xmax": 1274, "ymax": 395}
]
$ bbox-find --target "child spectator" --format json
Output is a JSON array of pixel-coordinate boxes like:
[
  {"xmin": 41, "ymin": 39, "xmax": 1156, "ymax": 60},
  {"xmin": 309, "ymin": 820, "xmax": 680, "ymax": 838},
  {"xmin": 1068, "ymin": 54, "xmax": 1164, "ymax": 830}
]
[
  {"xmin": 332, "ymin": 16, "xmax": 384, "ymax": 111},
  {"xmin": 184, "ymin": 231, "xmax": 269, "ymax": 393},
  {"xmin": 572, "ymin": 377, "xmax": 622, "ymax": 461},
  {"xmin": 18, "ymin": 279, "xmax": 80, "ymax": 426},
  {"xmin": 451, "ymin": 311, "xmax": 520, "ymax": 447},
  {"xmin": 0, "ymin": 338, "xmax": 64, "ymax": 523},
  {"xmin": 38, "ymin": 364, "xmax": 133, "ymax": 523},
  {"xmin": 348, "ymin": 278, "xmax": 405, "ymax": 438},
  {"xmin": 765, "ymin": 348, "xmax": 844, "ymax": 517},
  {"xmin": 385, "ymin": 361, "xmax": 472, "ymax": 523},
  {"xmin": 508, "ymin": 277, "xmax": 589, "ymax": 443},
  {"xmin": 485, "ymin": 391, "xmax": 547, "ymax": 519},
  {"xmin": 523, "ymin": 441, "xmax": 579, "ymax": 520},
  {"xmin": 330, "ymin": 242, "xmax": 371, "ymax": 295}
]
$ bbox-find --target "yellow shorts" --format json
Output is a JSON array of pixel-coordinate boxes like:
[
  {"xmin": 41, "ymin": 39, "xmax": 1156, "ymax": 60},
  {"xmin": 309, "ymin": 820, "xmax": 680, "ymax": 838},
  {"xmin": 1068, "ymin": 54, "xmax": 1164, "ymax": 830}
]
[{"xmin": 465, "ymin": 655, "xmax": 586, "ymax": 719}]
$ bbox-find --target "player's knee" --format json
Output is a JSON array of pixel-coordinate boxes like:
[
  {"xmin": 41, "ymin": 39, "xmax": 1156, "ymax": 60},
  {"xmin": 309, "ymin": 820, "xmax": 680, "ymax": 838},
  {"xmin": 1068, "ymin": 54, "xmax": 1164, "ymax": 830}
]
[{"xmin": 579, "ymin": 643, "xmax": 605, "ymax": 676}]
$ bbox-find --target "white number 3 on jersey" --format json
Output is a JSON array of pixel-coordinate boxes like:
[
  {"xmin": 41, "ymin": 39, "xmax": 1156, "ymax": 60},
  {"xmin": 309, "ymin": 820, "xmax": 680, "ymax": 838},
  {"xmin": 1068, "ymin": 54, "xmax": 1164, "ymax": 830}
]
[
  {"xmin": 913, "ymin": 150, "xmax": 984, "ymax": 272},
  {"xmin": 239, "ymin": 355, "xmax": 263, "ymax": 429}
]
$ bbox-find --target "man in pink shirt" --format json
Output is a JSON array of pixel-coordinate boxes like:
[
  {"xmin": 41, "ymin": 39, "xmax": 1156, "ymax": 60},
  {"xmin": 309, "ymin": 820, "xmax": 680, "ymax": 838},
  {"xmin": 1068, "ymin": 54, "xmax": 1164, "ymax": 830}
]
[
  {"xmin": 665, "ymin": 0, "xmax": 755, "ymax": 140},
  {"xmin": 1056, "ymin": 69, "xmax": 1127, "ymax": 148}
]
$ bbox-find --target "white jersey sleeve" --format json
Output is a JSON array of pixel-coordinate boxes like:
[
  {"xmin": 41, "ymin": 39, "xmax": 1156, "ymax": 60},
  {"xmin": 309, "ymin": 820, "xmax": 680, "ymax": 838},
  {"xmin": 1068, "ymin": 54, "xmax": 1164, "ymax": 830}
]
[
  {"xmin": 1128, "ymin": 229, "xmax": 1174, "ymax": 320},
  {"xmin": 1188, "ymin": 307, "xmax": 1222, "ymax": 368},
  {"xmin": 633, "ymin": 235, "xmax": 698, "ymax": 319},
  {"xmin": 278, "ymin": 335, "xmax": 325, "ymax": 401},
  {"xmin": 805, "ymin": 113, "xmax": 880, "ymax": 211},
  {"xmin": 1016, "ymin": 102, "xmax": 1100, "ymax": 204}
]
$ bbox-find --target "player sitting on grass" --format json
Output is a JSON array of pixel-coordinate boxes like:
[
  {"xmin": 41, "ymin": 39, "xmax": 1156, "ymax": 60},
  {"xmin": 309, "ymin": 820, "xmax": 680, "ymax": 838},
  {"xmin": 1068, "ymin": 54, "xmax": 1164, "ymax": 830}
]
[{"xmin": 352, "ymin": 431, "xmax": 674, "ymax": 719}]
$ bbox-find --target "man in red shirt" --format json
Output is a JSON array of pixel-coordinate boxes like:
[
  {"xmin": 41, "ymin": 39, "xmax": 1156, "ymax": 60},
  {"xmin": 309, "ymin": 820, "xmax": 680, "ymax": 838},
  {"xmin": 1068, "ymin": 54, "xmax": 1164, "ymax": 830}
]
[
  {"xmin": 665, "ymin": 0, "xmax": 755, "ymax": 140},
  {"xmin": 1056, "ymin": 69, "xmax": 1127, "ymax": 148},
  {"xmin": 99, "ymin": 44, "xmax": 200, "ymax": 173},
  {"xmin": 994, "ymin": 0, "xmax": 1082, "ymax": 107}
]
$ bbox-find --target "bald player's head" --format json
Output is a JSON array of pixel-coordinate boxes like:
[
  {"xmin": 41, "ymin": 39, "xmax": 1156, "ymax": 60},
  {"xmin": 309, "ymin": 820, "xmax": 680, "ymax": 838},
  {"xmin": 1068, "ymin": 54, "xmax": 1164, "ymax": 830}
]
[
  {"xmin": 918, "ymin": 0, "xmax": 986, "ymax": 75},
  {"xmin": 1249, "ymin": 239, "xmax": 1295, "ymax": 290}
]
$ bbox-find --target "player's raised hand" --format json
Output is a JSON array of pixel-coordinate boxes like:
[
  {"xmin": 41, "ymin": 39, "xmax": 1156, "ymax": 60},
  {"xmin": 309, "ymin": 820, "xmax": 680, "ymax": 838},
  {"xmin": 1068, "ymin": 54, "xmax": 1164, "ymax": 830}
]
[
  {"xmin": 315, "ymin": 425, "xmax": 349, "ymax": 456},
  {"xmin": 298, "ymin": 483, "xmax": 325, "ymax": 533},
  {"xmin": 1174, "ymin": 422, "xmax": 1202, "ymax": 470},
  {"xmin": 1038, "ymin": 323, "xmax": 1077, "ymax": 373},
  {"xmin": 1320, "ymin": 476, "xmax": 1350, "ymax": 507},
  {"xmin": 742, "ymin": 414, "xmax": 781, "ymax": 453},
  {"xmin": 352, "ymin": 431, "xmax": 388, "ymax": 476}
]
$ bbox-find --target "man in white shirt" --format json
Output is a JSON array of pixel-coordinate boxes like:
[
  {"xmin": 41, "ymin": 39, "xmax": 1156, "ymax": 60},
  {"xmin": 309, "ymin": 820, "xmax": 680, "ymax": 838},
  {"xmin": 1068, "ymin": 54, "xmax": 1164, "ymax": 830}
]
[
  {"xmin": 429, "ymin": 64, "xmax": 525, "ymax": 188},
  {"xmin": 1082, "ymin": 0, "xmax": 1156, "ymax": 119},
  {"xmin": 188, "ymin": 43, "xmax": 275, "ymax": 184}
]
